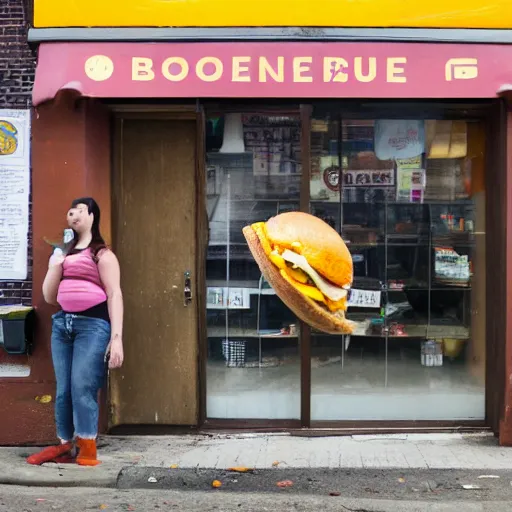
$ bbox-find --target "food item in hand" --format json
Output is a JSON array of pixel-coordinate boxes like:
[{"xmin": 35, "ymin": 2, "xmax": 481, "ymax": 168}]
[{"xmin": 243, "ymin": 212, "xmax": 354, "ymax": 334}]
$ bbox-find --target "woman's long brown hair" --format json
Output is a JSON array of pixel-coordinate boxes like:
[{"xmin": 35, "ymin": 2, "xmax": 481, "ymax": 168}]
[{"xmin": 65, "ymin": 197, "xmax": 107, "ymax": 262}]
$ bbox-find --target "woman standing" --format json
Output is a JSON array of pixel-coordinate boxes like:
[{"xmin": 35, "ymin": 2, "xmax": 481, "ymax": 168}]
[{"xmin": 27, "ymin": 198, "xmax": 123, "ymax": 466}]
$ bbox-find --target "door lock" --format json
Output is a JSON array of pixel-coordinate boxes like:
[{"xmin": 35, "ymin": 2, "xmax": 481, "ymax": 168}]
[{"xmin": 184, "ymin": 271, "xmax": 192, "ymax": 306}]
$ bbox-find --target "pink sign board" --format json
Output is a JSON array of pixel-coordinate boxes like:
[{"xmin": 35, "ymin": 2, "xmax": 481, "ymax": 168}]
[{"xmin": 32, "ymin": 42, "xmax": 512, "ymax": 105}]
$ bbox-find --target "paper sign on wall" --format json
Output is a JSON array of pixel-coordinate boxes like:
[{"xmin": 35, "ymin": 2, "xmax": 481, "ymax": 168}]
[{"xmin": 0, "ymin": 109, "xmax": 31, "ymax": 281}]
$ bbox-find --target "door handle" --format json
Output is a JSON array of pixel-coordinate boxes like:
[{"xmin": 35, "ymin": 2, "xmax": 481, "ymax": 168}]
[{"xmin": 184, "ymin": 271, "xmax": 193, "ymax": 306}]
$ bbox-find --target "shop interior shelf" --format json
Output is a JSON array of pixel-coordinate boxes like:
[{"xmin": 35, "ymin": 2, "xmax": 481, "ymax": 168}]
[
  {"xmin": 208, "ymin": 324, "xmax": 469, "ymax": 340},
  {"xmin": 310, "ymin": 325, "xmax": 470, "ymax": 339},
  {"xmin": 229, "ymin": 198, "xmax": 299, "ymax": 203},
  {"xmin": 386, "ymin": 287, "xmax": 472, "ymax": 291},
  {"xmin": 206, "ymin": 279, "xmax": 276, "ymax": 294},
  {"xmin": 310, "ymin": 199, "xmax": 475, "ymax": 206},
  {"xmin": 312, "ymin": 325, "xmax": 470, "ymax": 340},
  {"xmin": 207, "ymin": 327, "xmax": 299, "ymax": 339}
]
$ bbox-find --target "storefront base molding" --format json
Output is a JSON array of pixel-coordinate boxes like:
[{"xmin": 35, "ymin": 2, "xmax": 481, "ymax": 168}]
[
  {"xmin": 0, "ymin": 382, "xmax": 57, "ymax": 446},
  {"xmin": 499, "ymin": 420, "xmax": 512, "ymax": 446}
]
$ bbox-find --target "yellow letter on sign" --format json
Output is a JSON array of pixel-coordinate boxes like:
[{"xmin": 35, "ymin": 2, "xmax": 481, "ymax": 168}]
[
  {"xmin": 132, "ymin": 57, "xmax": 155, "ymax": 81},
  {"xmin": 162, "ymin": 57, "xmax": 189, "ymax": 81}
]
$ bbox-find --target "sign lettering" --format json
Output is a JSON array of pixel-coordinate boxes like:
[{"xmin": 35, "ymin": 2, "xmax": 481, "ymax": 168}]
[{"xmin": 33, "ymin": 42, "xmax": 506, "ymax": 105}]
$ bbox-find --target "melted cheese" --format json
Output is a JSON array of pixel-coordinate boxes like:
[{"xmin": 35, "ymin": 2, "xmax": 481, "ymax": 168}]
[
  {"xmin": 281, "ymin": 249, "xmax": 348, "ymax": 302},
  {"xmin": 279, "ymin": 269, "xmax": 325, "ymax": 303},
  {"xmin": 252, "ymin": 222, "xmax": 273, "ymax": 256}
]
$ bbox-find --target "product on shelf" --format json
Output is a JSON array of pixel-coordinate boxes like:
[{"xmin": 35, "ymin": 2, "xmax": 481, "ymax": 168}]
[
  {"xmin": 421, "ymin": 340, "xmax": 444, "ymax": 367},
  {"xmin": 242, "ymin": 212, "xmax": 354, "ymax": 334},
  {"xmin": 434, "ymin": 246, "xmax": 471, "ymax": 285}
]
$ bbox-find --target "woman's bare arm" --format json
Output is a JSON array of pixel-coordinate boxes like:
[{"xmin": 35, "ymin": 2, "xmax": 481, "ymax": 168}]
[
  {"xmin": 98, "ymin": 250, "xmax": 124, "ymax": 368},
  {"xmin": 42, "ymin": 253, "xmax": 64, "ymax": 305}
]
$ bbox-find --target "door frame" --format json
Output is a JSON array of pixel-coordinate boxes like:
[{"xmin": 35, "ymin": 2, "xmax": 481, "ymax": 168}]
[{"xmin": 108, "ymin": 105, "xmax": 208, "ymax": 429}]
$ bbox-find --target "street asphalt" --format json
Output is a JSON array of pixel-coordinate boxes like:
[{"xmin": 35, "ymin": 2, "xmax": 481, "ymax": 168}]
[
  {"xmin": 1, "ymin": 484, "xmax": 511, "ymax": 512},
  {"xmin": 116, "ymin": 467, "xmax": 512, "ymax": 501}
]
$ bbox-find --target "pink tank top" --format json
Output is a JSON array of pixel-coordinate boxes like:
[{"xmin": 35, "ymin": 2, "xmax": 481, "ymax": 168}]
[{"xmin": 57, "ymin": 248, "xmax": 107, "ymax": 312}]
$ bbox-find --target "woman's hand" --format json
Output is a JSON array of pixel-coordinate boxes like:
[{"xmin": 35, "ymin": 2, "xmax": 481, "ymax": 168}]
[
  {"xmin": 43, "ymin": 250, "xmax": 65, "ymax": 305},
  {"xmin": 49, "ymin": 251, "xmax": 65, "ymax": 269},
  {"xmin": 107, "ymin": 337, "xmax": 124, "ymax": 369}
]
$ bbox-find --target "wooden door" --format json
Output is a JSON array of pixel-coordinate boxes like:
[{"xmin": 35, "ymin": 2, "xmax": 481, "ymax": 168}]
[{"xmin": 110, "ymin": 118, "xmax": 198, "ymax": 426}]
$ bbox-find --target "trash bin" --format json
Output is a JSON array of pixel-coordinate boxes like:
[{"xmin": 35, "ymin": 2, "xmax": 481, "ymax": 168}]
[{"xmin": 0, "ymin": 305, "xmax": 35, "ymax": 355}]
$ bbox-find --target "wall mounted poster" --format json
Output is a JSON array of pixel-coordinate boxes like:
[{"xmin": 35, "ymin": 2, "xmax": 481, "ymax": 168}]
[{"xmin": 0, "ymin": 109, "xmax": 31, "ymax": 280}]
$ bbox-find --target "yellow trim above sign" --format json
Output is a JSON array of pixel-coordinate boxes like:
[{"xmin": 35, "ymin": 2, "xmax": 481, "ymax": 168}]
[{"xmin": 34, "ymin": 0, "xmax": 510, "ymax": 29}]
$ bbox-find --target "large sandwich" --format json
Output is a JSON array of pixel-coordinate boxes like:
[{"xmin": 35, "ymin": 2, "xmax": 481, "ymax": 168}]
[{"xmin": 243, "ymin": 212, "xmax": 354, "ymax": 334}]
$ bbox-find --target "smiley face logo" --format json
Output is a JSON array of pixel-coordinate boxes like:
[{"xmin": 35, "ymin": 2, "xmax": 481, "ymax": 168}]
[{"xmin": 84, "ymin": 55, "xmax": 114, "ymax": 82}]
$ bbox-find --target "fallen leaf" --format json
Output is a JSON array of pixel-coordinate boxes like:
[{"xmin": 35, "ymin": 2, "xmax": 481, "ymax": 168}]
[
  {"xmin": 398, "ymin": 477, "xmax": 406, "ymax": 483},
  {"xmin": 272, "ymin": 461, "xmax": 280, "ymax": 467},
  {"xmin": 329, "ymin": 491, "xmax": 341, "ymax": 497},
  {"xmin": 277, "ymin": 480, "xmax": 294, "ymax": 488},
  {"xmin": 212, "ymin": 480, "xmax": 222, "ymax": 488},
  {"xmin": 35, "ymin": 395, "xmax": 52, "ymax": 404},
  {"xmin": 227, "ymin": 467, "xmax": 254, "ymax": 473},
  {"xmin": 148, "ymin": 476, "xmax": 158, "ymax": 483},
  {"xmin": 170, "ymin": 464, "xmax": 179, "ymax": 469},
  {"xmin": 99, "ymin": 506, "xmax": 108, "ymax": 510}
]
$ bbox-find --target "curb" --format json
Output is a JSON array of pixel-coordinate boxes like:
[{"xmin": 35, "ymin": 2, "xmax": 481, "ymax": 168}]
[{"xmin": 0, "ymin": 466, "xmax": 119, "ymax": 488}]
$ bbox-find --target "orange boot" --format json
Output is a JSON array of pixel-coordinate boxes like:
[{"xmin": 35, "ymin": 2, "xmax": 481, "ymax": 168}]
[
  {"xmin": 76, "ymin": 438, "xmax": 101, "ymax": 466},
  {"xmin": 26, "ymin": 442, "xmax": 73, "ymax": 465}
]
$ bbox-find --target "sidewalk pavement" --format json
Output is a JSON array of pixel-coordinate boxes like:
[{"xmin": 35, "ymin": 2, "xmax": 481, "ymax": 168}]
[{"xmin": 2, "ymin": 431, "xmax": 512, "ymax": 488}]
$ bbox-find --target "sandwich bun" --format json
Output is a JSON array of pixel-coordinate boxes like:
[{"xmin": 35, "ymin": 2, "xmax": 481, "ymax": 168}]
[
  {"xmin": 265, "ymin": 212, "xmax": 353, "ymax": 288},
  {"xmin": 243, "ymin": 212, "xmax": 354, "ymax": 335}
]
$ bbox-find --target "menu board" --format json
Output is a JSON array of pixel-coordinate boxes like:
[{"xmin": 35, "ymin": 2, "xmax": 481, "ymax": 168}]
[{"xmin": 0, "ymin": 109, "xmax": 31, "ymax": 280}]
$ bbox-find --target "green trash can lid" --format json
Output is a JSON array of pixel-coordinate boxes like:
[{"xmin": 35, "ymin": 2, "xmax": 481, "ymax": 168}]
[{"xmin": 0, "ymin": 305, "xmax": 34, "ymax": 320}]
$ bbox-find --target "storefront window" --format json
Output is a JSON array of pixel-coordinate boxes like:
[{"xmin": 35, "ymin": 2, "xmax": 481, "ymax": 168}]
[
  {"xmin": 205, "ymin": 112, "xmax": 301, "ymax": 419},
  {"xmin": 310, "ymin": 114, "xmax": 486, "ymax": 421}
]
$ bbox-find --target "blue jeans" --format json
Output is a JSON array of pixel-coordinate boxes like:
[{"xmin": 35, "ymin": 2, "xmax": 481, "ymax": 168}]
[{"xmin": 51, "ymin": 311, "xmax": 111, "ymax": 441}]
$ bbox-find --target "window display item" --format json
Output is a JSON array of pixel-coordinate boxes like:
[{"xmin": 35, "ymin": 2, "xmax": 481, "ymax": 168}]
[
  {"xmin": 374, "ymin": 120, "xmax": 425, "ymax": 160},
  {"xmin": 443, "ymin": 338, "xmax": 465, "ymax": 359},
  {"xmin": 222, "ymin": 339, "xmax": 246, "ymax": 368},
  {"xmin": 396, "ymin": 158, "xmax": 426, "ymax": 203},
  {"xmin": 343, "ymin": 169, "xmax": 395, "ymax": 188},
  {"xmin": 207, "ymin": 287, "xmax": 251, "ymax": 309},
  {"xmin": 421, "ymin": 340, "xmax": 443, "ymax": 367},
  {"xmin": 388, "ymin": 322, "xmax": 407, "ymax": 337},
  {"xmin": 434, "ymin": 246, "xmax": 471, "ymax": 285},
  {"xmin": 426, "ymin": 120, "xmax": 467, "ymax": 159},
  {"xmin": 242, "ymin": 212, "xmax": 354, "ymax": 334},
  {"xmin": 347, "ymin": 289, "xmax": 381, "ymax": 308},
  {"xmin": 310, "ymin": 156, "xmax": 340, "ymax": 201},
  {"xmin": 219, "ymin": 113, "xmax": 245, "ymax": 153}
]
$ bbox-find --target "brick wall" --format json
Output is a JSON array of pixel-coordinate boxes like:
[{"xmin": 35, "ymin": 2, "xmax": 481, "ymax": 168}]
[{"xmin": 0, "ymin": 0, "xmax": 35, "ymax": 305}]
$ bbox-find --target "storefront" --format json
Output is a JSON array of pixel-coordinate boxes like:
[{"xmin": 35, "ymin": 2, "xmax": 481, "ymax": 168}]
[{"xmin": 3, "ymin": 0, "xmax": 512, "ymax": 444}]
